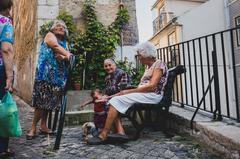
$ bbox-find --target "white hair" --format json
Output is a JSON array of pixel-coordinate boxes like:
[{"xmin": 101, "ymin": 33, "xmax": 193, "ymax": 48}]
[
  {"xmin": 50, "ymin": 20, "xmax": 69, "ymax": 37},
  {"xmin": 135, "ymin": 41, "xmax": 156, "ymax": 59},
  {"xmin": 104, "ymin": 58, "xmax": 116, "ymax": 65}
]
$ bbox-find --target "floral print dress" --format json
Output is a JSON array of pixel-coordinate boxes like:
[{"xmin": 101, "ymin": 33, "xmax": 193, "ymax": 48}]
[{"xmin": 32, "ymin": 40, "xmax": 68, "ymax": 110}]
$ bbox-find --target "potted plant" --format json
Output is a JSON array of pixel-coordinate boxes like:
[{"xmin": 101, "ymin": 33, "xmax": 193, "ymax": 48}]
[
  {"xmin": 70, "ymin": 57, "xmax": 83, "ymax": 90},
  {"xmin": 73, "ymin": 78, "xmax": 81, "ymax": 90}
]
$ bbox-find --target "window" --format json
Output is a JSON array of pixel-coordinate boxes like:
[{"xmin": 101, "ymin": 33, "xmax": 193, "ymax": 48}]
[
  {"xmin": 236, "ymin": 16, "xmax": 240, "ymax": 46},
  {"xmin": 168, "ymin": 31, "xmax": 178, "ymax": 66},
  {"xmin": 168, "ymin": 31, "xmax": 176, "ymax": 46}
]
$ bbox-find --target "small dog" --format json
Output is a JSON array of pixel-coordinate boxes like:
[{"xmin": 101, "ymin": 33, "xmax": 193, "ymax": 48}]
[{"xmin": 82, "ymin": 122, "xmax": 98, "ymax": 141}]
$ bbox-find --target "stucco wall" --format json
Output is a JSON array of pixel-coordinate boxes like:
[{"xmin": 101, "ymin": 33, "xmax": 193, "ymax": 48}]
[
  {"xmin": 176, "ymin": 0, "xmax": 238, "ymax": 118},
  {"xmin": 177, "ymin": 0, "xmax": 227, "ymax": 41},
  {"xmin": 165, "ymin": 0, "xmax": 207, "ymax": 18},
  {"xmin": 228, "ymin": 0, "xmax": 240, "ymax": 118}
]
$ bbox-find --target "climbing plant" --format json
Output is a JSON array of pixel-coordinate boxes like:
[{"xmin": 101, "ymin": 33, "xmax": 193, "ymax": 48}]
[{"xmin": 77, "ymin": 0, "xmax": 130, "ymax": 89}]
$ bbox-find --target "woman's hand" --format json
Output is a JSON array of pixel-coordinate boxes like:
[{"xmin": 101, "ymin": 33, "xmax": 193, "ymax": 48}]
[
  {"xmin": 65, "ymin": 52, "xmax": 73, "ymax": 60},
  {"xmin": 55, "ymin": 52, "xmax": 72, "ymax": 61},
  {"xmin": 55, "ymin": 54, "xmax": 66, "ymax": 61},
  {"xmin": 111, "ymin": 90, "xmax": 128, "ymax": 97},
  {"xmin": 5, "ymin": 77, "xmax": 13, "ymax": 92}
]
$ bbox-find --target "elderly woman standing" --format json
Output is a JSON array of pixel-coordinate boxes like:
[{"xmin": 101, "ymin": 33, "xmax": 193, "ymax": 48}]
[
  {"xmin": 88, "ymin": 42, "xmax": 168, "ymax": 144},
  {"xmin": 26, "ymin": 20, "xmax": 72, "ymax": 139},
  {"xmin": 0, "ymin": 0, "xmax": 14, "ymax": 156}
]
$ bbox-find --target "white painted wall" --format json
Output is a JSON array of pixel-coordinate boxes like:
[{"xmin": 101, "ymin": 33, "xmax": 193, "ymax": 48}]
[
  {"xmin": 177, "ymin": 0, "xmax": 227, "ymax": 41},
  {"xmin": 172, "ymin": 0, "xmax": 237, "ymax": 118},
  {"xmin": 115, "ymin": 46, "xmax": 137, "ymax": 65},
  {"xmin": 166, "ymin": 0, "xmax": 207, "ymax": 17}
]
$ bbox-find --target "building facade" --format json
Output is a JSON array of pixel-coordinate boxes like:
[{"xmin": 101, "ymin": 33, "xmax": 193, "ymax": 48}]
[{"xmin": 150, "ymin": 0, "xmax": 208, "ymax": 48}]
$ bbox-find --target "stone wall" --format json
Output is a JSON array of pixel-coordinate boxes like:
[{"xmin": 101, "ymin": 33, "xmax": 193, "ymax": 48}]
[
  {"xmin": 37, "ymin": 0, "xmax": 59, "ymax": 30},
  {"xmin": 13, "ymin": 0, "xmax": 37, "ymax": 103},
  {"xmin": 122, "ymin": 0, "xmax": 139, "ymax": 45},
  {"xmin": 59, "ymin": 0, "xmax": 138, "ymax": 45}
]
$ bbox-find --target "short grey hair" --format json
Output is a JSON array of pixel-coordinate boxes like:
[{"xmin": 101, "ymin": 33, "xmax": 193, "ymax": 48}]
[
  {"xmin": 135, "ymin": 41, "xmax": 156, "ymax": 59},
  {"xmin": 50, "ymin": 20, "xmax": 69, "ymax": 37}
]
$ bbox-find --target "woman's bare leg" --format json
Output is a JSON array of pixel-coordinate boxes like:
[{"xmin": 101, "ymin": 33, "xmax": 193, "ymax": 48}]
[
  {"xmin": 28, "ymin": 108, "xmax": 42, "ymax": 135},
  {"xmin": 40, "ymin": 110, "xmax": 51, "ymax": 132},
  {"xmin": 99, "ymin": 105, "xmax": 121, "ymax": 140},
  {"xmin": 114, "ymin": 117, "xmax": 125, "ymax": 135}
]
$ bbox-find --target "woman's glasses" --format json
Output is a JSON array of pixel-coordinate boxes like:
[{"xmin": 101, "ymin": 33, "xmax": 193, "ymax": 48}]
[{"xmin": 104, "ymin": 64, "xmax": 112, "ymax": 67}]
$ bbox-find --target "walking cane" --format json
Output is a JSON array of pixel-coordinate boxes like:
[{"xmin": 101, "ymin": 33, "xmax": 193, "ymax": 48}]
[{"xmin": 54, "ymin": 55, "xmax": 76, "ymax": 150}]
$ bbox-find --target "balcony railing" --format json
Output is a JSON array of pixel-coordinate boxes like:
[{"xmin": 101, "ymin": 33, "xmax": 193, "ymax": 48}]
[
  {"xmin": 157, "ymin": 27, "xmax": 240, "ymax": 122},
  {"xmin": 153, "ymin": 12, "xmax": 174, "ymax": 35}
]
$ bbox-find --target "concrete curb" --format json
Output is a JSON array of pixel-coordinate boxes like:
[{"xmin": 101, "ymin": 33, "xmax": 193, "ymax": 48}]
[
  {"xmin": 65, "ymin": 110, "xmax": 94, "ymax": 126},
  {"xmin": 168, "ymin": 105, "xmax": 240, "ymax": 159}
]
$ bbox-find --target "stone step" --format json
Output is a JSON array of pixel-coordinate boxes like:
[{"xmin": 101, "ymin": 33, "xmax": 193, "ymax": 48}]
[
  {"xmin": 64, "ymin": 110, "xmax": 94, "ymax": 126},
  {"xmin": 66, "ymin": 90, "xmax": 93, "ymax": 111},
  {"xmin": 169, "ymin": 105, "xmax": 240, "ymax": 159}
]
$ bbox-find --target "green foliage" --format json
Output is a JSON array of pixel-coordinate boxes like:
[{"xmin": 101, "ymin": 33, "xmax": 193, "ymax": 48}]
[
  {"xmin": 57, "ymin": 11, "xmax": 77, "ymax": 36},
  {"xmin": 79, "ymin": 0, "xmax": 130, "ymax": 89},
  {"xmin": 39, "ymin": 21, "xmax": 53, "ymax": 38},
  {"xmin": 116, "ymin": 60, "xmax": 145, "ymax": 86}
]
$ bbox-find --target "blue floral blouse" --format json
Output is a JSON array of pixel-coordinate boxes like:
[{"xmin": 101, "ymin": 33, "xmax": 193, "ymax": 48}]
[
  {"xmin": 0, "ymin": 15, "xmax": 14, "ymax": 69},
  {"xmin": 35, "ymin": 40, "xmax": 68, "ymax": 87}
]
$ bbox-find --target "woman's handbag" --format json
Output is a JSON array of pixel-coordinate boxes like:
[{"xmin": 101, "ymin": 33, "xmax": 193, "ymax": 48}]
[{"xmin": 0, "ymin": 92, "xmax": 22, "ymax": 137}]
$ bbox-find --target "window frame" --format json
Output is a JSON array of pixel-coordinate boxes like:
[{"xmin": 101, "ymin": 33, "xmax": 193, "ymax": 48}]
[
  {"xmin": 168, "ymin": 31, "xmax": 176, "ymax": 46},
  {"xmin": 235, "ymin": 16, "xmax": 240, "ymax": 47}
]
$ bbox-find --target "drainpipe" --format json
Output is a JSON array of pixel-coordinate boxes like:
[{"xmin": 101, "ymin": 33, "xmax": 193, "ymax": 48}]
[
  {"xmin": 224, "ymin": 0, "xmax": 238, "ymax": 117},
  {"xmin": 119, "ymin": 0, "xmax": 124, "ymax": 61},
  {"xmin": 224, "ymin": 0, "xmax": 230, "ymax": 29}
]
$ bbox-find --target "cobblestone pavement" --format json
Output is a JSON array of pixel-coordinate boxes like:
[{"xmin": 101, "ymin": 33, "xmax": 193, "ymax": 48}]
[{"xmin": 6, "ymin": 96, "xmax": 220, "ymax": 159}]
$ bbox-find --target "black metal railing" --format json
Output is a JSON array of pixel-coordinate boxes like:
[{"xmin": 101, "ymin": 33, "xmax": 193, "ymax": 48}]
[{"xmin": 157, "ymin": 27, "xmax": 240, "ymax": 122}]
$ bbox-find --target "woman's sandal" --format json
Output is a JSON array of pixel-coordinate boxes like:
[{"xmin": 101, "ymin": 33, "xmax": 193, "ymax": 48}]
[
  {"xmin": 26, "ymin": 130, "xmax": 37, "ymax": 140},
  {"xmin": 39, "ymin": 128, "xmax": 54, "ymax": 135},
  {"xmin": 107, "ymin": 133, "xmax": 129, "ymax": 143},
  {"xmin": 87, "ymin": 136, "xmax": 107, "ymax": 145},
  {"xmin": 0, "ymin": 149, "xmax": 15, "ymax": 157}
]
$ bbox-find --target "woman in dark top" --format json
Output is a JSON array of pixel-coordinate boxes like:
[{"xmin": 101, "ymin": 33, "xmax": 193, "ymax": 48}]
[
  {"xmin": 103, "ymin": 59, "xmax": 132, "ymax": 136},
  {"xmin": 104, "ymin": 59, "xmax": 131, "ymax": 95}
]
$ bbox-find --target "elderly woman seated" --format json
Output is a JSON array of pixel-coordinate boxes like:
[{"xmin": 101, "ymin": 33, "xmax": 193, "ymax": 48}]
[{"xmin": 88, "ymin": 41, "xmax": 169, "ymax": 145}]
